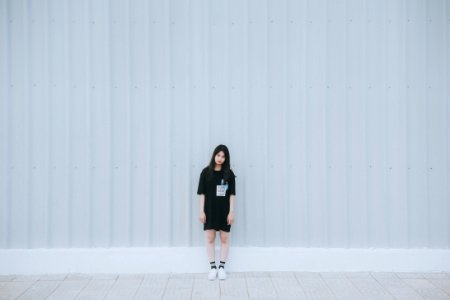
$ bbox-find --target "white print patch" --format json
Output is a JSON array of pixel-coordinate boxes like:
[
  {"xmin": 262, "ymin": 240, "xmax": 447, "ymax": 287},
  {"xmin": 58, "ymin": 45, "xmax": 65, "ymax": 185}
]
[{"xmin": 216, "ymin": 185, "xmax": 226, "ymax": 197}]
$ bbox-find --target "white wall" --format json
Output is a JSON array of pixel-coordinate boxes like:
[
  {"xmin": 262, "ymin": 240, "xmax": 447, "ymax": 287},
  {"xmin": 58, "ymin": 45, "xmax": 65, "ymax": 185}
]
[{"xmin": 0, "ymin": 0, "xmax": 448, "ymax": 252}]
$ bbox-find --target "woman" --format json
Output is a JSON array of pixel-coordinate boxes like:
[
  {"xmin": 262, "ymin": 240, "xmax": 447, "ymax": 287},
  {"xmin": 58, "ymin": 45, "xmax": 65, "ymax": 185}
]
[{"xmin": 197, "ymin": 144, "xmax": 236, "ymax": 280}]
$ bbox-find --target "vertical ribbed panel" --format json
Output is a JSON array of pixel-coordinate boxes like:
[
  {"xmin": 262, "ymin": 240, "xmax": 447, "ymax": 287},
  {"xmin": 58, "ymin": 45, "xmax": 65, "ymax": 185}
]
[
  {"xmin": 0, "ymin": 0, "xmax": 8, "ymax": 248},
  {"xmin": 0, "ymin": 0, "xmax": 448, "ymax": 249}
]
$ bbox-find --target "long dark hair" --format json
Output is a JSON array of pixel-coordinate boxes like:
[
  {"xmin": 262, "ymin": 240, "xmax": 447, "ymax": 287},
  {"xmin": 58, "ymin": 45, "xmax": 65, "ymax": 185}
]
[{"xmin": 207, "ymin": 144, "xmax": 235, "ymax": 181}]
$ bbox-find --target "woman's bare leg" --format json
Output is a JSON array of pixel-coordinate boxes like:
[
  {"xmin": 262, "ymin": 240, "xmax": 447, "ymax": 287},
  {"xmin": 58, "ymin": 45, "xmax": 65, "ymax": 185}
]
[
  {"xmin": 219, "ymin": 230, "xmax": 230, "ymax": 262},
  {"xmin": 205, "ymin": 230, "xmax": 216, "ymax": 262}
]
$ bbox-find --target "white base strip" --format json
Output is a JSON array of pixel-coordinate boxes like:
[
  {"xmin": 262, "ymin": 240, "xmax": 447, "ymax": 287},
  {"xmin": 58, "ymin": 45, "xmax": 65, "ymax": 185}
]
[{"xmin": 0, "ymin": 247, "xmax": 449, "ymax": 275}]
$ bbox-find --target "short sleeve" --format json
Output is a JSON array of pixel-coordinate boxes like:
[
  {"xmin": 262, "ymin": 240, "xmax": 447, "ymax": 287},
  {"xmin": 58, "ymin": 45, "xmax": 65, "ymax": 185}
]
[
  {"xmin": 197, "ymin": 169, "xmax": 206, "ymax": 195},
  {"xmin": 228, "ymin": 171, "xmax": 236, "ymax": 195}
]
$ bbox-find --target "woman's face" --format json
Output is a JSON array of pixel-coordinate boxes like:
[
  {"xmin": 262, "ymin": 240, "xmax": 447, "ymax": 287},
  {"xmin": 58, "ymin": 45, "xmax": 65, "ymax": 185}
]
[{"xmin": 214, "ymin": 151, "xmax": 226, "ymax": 166}]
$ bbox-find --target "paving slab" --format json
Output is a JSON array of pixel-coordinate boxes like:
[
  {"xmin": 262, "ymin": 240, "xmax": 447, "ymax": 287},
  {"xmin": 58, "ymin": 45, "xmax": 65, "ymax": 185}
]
[{"xmin": 0, "ymin": 271, "xmax": 449, "ymax": 299}]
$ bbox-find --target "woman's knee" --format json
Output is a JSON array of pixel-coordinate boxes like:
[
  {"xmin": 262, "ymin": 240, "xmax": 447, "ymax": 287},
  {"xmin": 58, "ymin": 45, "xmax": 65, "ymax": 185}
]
[
  {"xmin": 220, "ymin": 232, "xmax": 229, "ymax": 244},
  {"xmin": 205, "ymin": 230, "xmax": 216, "ymax": 244}
]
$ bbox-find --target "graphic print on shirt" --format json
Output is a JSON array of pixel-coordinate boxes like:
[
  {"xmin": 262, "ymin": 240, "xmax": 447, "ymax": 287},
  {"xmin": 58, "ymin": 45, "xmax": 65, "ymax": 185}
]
[{"xmin": 216, "ymin": 179, "xmax": 228, "ymax": 197}]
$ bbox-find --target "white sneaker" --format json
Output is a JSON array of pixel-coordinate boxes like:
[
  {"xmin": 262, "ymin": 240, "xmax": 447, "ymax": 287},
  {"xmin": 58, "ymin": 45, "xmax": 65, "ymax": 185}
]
[
  {"xmin": 218, "ymin": 267, "xmax": 227, "ymax": 280},
  {"xmin": 208, "ymin": 268, "xmax": 217, "ymax": 280}
]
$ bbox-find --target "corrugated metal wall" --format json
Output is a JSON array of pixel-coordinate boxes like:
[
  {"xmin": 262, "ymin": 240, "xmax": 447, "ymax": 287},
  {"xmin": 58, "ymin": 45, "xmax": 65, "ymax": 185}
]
[{"xmin": 0, "ymin": 0, "xmax": 448, "ymax": 249}]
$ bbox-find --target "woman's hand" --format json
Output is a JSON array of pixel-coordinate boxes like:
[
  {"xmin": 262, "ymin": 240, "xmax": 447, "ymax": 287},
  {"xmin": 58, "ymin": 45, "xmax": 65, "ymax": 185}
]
[
  {"xmin": 227, "ymin": 211, "xmax": 234, "ymax": 225},
  {"xmin": 199, "ymin": 211, "xmax": 206, "ymax": 224}
]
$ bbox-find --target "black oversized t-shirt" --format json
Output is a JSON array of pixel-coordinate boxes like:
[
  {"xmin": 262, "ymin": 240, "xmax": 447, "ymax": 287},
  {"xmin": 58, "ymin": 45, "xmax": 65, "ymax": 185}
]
[{"xmin": 197, "ymin": 167, "xmax": 236, "ymax": 232}]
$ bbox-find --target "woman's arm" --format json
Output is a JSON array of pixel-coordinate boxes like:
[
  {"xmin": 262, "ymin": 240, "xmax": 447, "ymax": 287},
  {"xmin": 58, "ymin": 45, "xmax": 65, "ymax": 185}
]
[
  {"xmin": 199, "ymin": 194, "xmax": 206, "ymax": 223},
  {"xmin": 227, "ymin": 195, "xmax": 235, "ymax": 225},
  {"xmin": 229, "ymin": 195, "xmax": 235, "ymax": 213}
]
